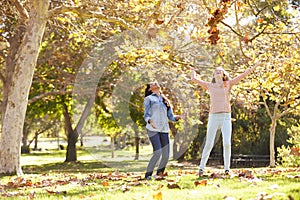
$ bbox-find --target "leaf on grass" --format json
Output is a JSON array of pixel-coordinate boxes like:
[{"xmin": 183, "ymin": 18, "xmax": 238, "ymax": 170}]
[
  {"xmin": 153, "ymin": 184, "xmax": 164, "ymax": 191},
  {"xmin": 238, "ymin": 169, "xmax": 254, "ymax": 178},
  {"xmin": 167, "ymin": 182, "xmax": 180, "ymax": 189},
  {"xmin": 194, "ymin": 179, "xmax": 207, "ymax": 187},
  {"xmin": 210, "ymin": 172, "xmax": 223, "ymax": 179},
  {"xmin": 153, "ymin": 190, "xmax": 163, "ymax": 200},
  {"xmin": 289, "ymin": 174, "xmax": 300, "ymax": 179},
  {"xmin": 121, "ymin": 185, "xmax": 131, "ymax": 193},
  {"xmin": 101, "ymin": 181, "xmax": 109, "ymax": 186},
  {"xmin": 127, "ymin": 180, "xmax": 142, "ymax": 187},
  {"xmin": 45, "ymin": 189, "xmax": 67, "ymax": 195},
  {"xmin": 6, "ymin": 177, "xmax": 33, "ymax": 188},
  {"xmin": 1, "ymin": 191, "xmax": 23, "ymax": 197}
]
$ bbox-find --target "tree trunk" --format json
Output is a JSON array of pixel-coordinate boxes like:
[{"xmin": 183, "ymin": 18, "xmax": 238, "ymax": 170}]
[
  {"xmin": 65, "ymin": 130, "xmax": 78, "ymax": 162},
  {"xmin": 34, "ymin": 133, "xmax": 38, "ymax": 150},
  {"xmin": 63, "ymin": 102, "xmax": 78, "ymax": 162},
  {"xmin": 134, "ymin": 136, "xmax": 140, "ymax": 160},
  {"xmin": 0, "ymin": 0, "xmax": 50, "ymax": 175},
  {"xmin": 169, "ymin": 123, "xmax": 179, "ymax": 160},
  {"xmin": 111, "ymin": 136, "xmax": 115, "ymax": 158},
  {"xmin": 21, "ymin": 125, "xmax": 30, "ymax": 154},
  {"xmin": 269, "ymin": 117, "xmax": 277, "ymax": 167}
]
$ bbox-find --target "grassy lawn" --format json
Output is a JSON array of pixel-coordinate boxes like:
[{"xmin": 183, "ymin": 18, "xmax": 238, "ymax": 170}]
[{"xmin": 0, "ymin": 148, "xmax": 299, "ymax": 200}]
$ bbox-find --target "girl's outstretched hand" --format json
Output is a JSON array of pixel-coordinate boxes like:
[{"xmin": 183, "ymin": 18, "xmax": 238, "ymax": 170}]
[
  {"xmin": 190, "ymin": 68, "xmax": 196, "ymax": 79},
  {"xmin": 175, "ymin": 115, "xmax": 185, "ymax": 121}
]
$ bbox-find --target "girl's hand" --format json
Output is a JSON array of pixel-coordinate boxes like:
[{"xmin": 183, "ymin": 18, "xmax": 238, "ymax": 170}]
[
  {"xmin": 190, "ymin": 68, "xmax": 196, "ymax": 79},
  {"xmin": 148, "ymin": 119, "xmax": 157, "ymax": 129},
  {"xmin": 175, "ymin": 115, "xmax": 184, "ymax": 121}
]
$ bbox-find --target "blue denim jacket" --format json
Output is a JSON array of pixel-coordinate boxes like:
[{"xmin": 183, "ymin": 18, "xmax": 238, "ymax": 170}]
[{"xmin": 144, "ymin": 93, "xmax": 177, "ymax": 133}]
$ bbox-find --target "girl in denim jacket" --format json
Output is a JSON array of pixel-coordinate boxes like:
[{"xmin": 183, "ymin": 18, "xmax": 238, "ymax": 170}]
[{"xmin": 144, "ymin": 81, "xmax": 181, "ymax": 179}]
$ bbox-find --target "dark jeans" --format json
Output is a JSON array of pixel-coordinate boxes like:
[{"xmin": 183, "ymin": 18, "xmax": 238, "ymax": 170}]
[{"xmin": 145, "ymin": 130, "xmax": 170, "ymax": 178}]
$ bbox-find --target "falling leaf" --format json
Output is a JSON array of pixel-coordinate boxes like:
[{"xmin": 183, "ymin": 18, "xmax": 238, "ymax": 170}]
[{"xmin": 236, "ymin": 1, "xmax": 242, "ymax": 10}]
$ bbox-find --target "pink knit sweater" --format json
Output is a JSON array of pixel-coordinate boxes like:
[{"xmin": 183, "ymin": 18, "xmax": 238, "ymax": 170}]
[{"xmin": 192, "ymin": 69, "xmax": 252, "ymax": 113}]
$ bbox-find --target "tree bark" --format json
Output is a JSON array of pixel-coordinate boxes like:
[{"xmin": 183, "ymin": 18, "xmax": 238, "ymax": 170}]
[
  {"xmin": 63, "ymin": 102, "xmax": 78, "ymax": 162},
  {"xmin": 0, "ymin": 0, "xmax": 50, "ymax": 175},
  {"xmin": 111, "ymin": 136, "xmax": 115, "ymax": 158},
  {"xmin": 134, "ymin": 135, "xmax": 140, "ymax": 160},
  {"xmin": 269, "ymin": 118, "xmax": 277, "ymax": 167}
]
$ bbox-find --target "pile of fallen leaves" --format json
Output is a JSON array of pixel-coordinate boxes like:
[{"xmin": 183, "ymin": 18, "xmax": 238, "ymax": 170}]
[{"xmin": 0, "ymin": 168, "xmax": 299, "ymax": 199}]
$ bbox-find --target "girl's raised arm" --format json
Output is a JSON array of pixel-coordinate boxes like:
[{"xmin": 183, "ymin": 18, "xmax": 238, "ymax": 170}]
[
  {"xmin": 230, "ymin": 62, "xmax": 259, "ymax": 86},
  {"xmin": 190, "ymin": 68, "xmax": 209, "ymax": 90}
]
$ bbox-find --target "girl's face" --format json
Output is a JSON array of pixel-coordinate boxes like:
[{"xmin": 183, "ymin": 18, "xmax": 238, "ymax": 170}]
[
  {"xmin": 213, "ymin": 68, "xmax": 224, "ymax": 79},
  {"xmin": 149, "ymin": 81, "xmax": 160, "ymax": 91}
]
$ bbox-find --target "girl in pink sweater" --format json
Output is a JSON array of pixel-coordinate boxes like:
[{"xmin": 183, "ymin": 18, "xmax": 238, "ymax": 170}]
[{"xmin": 191, "ymin": 62, "xmax": 259, "ymax": 176}]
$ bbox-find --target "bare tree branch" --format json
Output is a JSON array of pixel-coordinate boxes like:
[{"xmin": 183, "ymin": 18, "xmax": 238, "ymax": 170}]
[
  {"xmin": 220, "ymin": 21, "xmax": 243, "ymax": 37},
  {"xmin": 11, "ymin": 0, "xmax": 29, "ymax": 19}
]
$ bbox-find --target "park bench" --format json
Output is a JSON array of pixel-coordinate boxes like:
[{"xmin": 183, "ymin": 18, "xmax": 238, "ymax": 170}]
[
  {"xmin": 207, "ymin": 153, "xmax": 270, "ymax": 168},
  {"xmin": 231, "ymin": 154, "xmax": 270, "ymax": 168}
]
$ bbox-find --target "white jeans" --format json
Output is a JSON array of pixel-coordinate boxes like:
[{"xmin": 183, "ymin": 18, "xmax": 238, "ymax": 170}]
[{"xmin": 199, "ymin": 113, "xmax": 232, "ymax": 171}]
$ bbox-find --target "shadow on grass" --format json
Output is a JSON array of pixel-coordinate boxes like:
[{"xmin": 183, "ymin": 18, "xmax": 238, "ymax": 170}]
[
  {"xmin": 22, "ymin": 159, "xmax": 149, "ymax": 174},
  {"xmin": 22, "ymin": 160, "xmax": 109, "ymax": 174}
]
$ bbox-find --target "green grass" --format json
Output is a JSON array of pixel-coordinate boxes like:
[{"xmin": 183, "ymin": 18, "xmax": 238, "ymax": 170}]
[{"xmin": 1, "ymin": 148, "xmax": 300, "ymax": 200}]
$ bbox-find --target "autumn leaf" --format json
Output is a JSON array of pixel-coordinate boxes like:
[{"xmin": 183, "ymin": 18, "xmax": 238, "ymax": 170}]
[
  {"xmin": 210, "ymin": 172, "xmax": 223, "ymax": 179},
  {"xmin": 236, "ymin": 1, "xmax": 242, "ymax": 10},
  {"xmin": 241, "ymin": 33, "xmax": 249, "ymax": 44},
  {"xmin": 101, "ymin": 181, "xmax": 109, "ymax": 186},
  {"xmin": 194, "ymin": 179, "xmax": 207, "ymax": 186},
  {"xmin": 167, "ymin": 183, "xmax": 180, "ymax": 189},
  {"xmin": 153, "ymin": 190, "xmax": 163, "ymax": 200},
  {"xmin": 257, "ymin": 18, "xmax": 264, "ymax": 24},
  {"xmin": 238, "ymin": 169, "xmax": 254, "ymax": 178},
  {"xmin": 155, "ymin": 19, "xmax": 164, "ymax": 25},
  {"xmin": 219, "ymin": 51, "xmax": 225, "ymax": 57},
  {"xmin": 166, "ymin": 179, "xmax": 180, "ymax": 189},
  {"xmin": 45, "ymin": 189, "xmax": 67, "ymax": 195}
]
